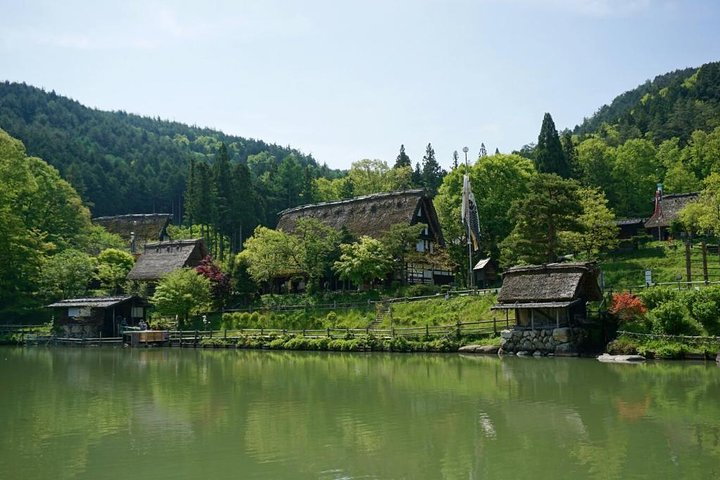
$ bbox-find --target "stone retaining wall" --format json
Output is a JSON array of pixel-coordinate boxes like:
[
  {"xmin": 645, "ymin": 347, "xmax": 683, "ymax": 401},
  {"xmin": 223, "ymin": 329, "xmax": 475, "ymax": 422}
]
[{"xmin": 498, "ymin": 327, "xmax": 587, "ymax": 356}]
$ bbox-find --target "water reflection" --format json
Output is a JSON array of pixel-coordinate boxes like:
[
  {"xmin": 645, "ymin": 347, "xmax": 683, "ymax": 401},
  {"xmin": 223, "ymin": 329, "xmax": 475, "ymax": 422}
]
[{"xmin": 0, "ymin": 347, "xmax": 719, "ymax": 479}]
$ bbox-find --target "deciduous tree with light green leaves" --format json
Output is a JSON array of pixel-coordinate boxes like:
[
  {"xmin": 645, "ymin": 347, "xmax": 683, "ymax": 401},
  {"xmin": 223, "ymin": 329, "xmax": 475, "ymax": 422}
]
[
  {"xmin": 561, "ymin": 188, "xmax": 619, "ymax": 260},
  {"xmin": 96, "ymin": 248, "xmax": 135, "ymax": 294},
  {"xmin": 678, "ymin": 173, "xmax": 720, "ymax": 236},
  {"xmin": 333, "ymin": 237, "xmax": 393, "ymax": 289},
  {"xmin": 237, "ymin": 226, "xmax": 303, "ymax": 286},
  {"xmin": 151, "ymin": 268, "xmax": 212, "ymax": 328},
  {"xmin": 39, "ymin": 249, "xmax": 96, "ymax": 303}
]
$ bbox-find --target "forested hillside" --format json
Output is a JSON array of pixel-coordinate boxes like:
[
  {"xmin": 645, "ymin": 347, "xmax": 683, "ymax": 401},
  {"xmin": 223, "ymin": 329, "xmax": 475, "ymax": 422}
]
[
  {"xmin": 574, "ymin": 62, "xmax": 720, "ymax": 145},
  {"xmin": 0, "ymin": 81, "xmax": 340, "ymax": 224}
]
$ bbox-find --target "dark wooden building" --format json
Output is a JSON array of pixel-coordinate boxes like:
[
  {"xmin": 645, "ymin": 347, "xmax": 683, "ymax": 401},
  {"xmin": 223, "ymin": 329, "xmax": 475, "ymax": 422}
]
[
  {"xmin": 615, "ymin": 218, "xmax": 646, "ymax": 240},
  {"xmin": 493, "ymin": 263, "xmax": 603, "ymax": 329},
  {"xmin": 473, "ymin": 258, "xmax": 498, "ymax": 288},
  {"xmin": 126, "ymin": 238, "xmax": 208, "ymax": 283},
  {"xmin": 48, "ymin": 296, "xmax": 149, "ymax": 338},
  {"xmin": 644, "ymin": 193, "xmax": 698, "ymax": 240},
  {"xmin": 277, "ymin": 189, "xmax": 452, "ymax": 284}
]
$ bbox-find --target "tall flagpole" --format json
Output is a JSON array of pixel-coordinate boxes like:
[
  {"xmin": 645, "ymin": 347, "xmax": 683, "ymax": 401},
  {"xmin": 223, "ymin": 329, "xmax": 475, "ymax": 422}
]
[{"xmin": 463, "ymin": 146, "xmax": 472, "ymax": 289}]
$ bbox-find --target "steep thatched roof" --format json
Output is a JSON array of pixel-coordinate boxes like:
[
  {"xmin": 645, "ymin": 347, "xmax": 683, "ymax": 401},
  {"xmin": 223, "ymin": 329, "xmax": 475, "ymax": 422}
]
[
  {"xmin": 496, "ymin": 262, "xmax": 602, "ymax": 305},
  {"xmin": 644, "ymin": 193, "xmax": 698, "ymax": 229},
  {"xmin": 126, "ymin": 239, "xmax": 208, "ymax": 281},
  {"xmin": 93, "ymin": 214, "xmax": 171, "ymax": 244},
  {"xmin": 47, "ymin": 296, "xmax": 147, "ymax": 309},
  {"xmin": 276, "ymin": 189, "xmax": 444, "ymax": 245}
]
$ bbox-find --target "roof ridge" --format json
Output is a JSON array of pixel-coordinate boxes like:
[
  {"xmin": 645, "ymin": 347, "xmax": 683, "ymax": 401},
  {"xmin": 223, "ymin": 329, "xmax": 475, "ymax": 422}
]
[{"xmin": 277, "ymin": 189, "xmax": 426, "ymax": 217}]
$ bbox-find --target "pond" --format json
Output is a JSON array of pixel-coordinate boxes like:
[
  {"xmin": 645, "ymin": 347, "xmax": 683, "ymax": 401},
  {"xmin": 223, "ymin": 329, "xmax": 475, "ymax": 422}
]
[{"xmin": 1, "ymin": 347, "xmax": 719, "ymax": 479}]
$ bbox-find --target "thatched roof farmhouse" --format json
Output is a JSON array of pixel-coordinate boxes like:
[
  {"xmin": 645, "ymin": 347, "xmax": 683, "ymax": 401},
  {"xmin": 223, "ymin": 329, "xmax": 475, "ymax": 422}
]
[
  {"xmin": 277, "ymin": 189, "xmax": 445, "ymax": 245},
  {"xmin": 277, "ymin": 189, "xmax": 451, "ymax": 285},
  {"xmin": 93, "ymin": 213, "xmax": 172, "ymax": 247},
  {"xmin": 494, "ymin": 262, "xmax": 602, "ymax": 328},
  {"xmin": 644, "ymin": 192, "xmax": 698, "ymax": 240},
  {"xmin": 127, "ymin": 239, "xmax": 208, "ymax": 282}
]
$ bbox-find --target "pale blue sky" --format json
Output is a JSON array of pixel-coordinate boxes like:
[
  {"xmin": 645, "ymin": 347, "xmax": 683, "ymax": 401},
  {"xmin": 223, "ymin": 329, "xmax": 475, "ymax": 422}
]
[{"xmin": 1, "ymin": 0, "xmax": 718, "ymax": 170}]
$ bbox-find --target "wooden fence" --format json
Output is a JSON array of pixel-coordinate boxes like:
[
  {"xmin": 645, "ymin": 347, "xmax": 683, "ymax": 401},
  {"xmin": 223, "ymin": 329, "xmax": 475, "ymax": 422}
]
[
  {"xmin": 617, "ymin": 330, "xmax": 720, "ymax": 347},
  {"xmin": 7, "ymin": 318, "xmax": 508, "ymax": 348},
  {"xmin": 165, "ymin": 318, "xmax": 507, "ymax": 347}
]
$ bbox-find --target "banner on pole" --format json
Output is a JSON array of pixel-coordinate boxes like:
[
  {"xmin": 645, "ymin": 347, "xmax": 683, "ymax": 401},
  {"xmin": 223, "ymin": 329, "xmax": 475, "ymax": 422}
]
[{"xmin": 461, "ymin": 174, "xmax": 481, "ymax": 251}]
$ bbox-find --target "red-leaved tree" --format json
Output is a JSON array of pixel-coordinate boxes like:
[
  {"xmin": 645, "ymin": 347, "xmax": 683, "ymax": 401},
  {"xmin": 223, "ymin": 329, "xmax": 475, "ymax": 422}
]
[
  {"xmin": 195, "ymin": 256, "xmax": 230, "ymax": 307},
  {"xmin": 608, "ymin": 292, "xmax": 647, "ymax": 322}
]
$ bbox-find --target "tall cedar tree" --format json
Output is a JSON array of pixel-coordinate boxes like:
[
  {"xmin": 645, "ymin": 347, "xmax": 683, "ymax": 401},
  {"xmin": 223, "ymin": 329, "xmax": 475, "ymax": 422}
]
[
  {"xmin": 212, "ymin": 144, "xmax": 233, "ymax": 260},
  {"xmin": 395, "ymin": 144, "xmax": 411, "ymax": 169},
  {"xmin": 535, "ymin": 113, "xmax": 571, "ymax": 178},
  {"xmin": 421, "ymin": 143, "xmax": 445, "ymax": 196}
]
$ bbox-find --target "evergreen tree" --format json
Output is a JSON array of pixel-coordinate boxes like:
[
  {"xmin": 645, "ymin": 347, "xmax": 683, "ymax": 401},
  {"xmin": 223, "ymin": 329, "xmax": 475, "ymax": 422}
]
[
  {"xmin": 394, "ymin": 144, "xmax": 411, "ymax": 169},
  {"xmin": 478, "ymin": 143, "xmax": 487, "ymax": 159},
  {"xmin": 452, "ymin": 150, "xmax": 459, "ymax": 170},
  {"xmin": 500, "ymin": 173, "xmax": 582, "ymax": 265},
  {"xmin": 535, "ymin": 113, "xmax": 571, "ymax": 178},
  {"xmin": 420, "ymin": 143, "xmax": 445, "ymax": 196},
  {"xmin": 212, "ymin": 144, "xmax": 233, "ymax": 260},
  {"xmin": 560, "ymin": 131, "xmax": 579, "ymax": 178},
  {"xmin": 495, "ymin": 147, "xmax": 500, "ymax": 154},
  {"xmin": 412, "ymin": 162, "xmax": 422, "ymax": 187}
]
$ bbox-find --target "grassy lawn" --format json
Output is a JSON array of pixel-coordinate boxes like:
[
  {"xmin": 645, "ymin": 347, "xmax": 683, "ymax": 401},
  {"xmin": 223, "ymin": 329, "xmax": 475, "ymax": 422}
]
[
  {"xmin": 387, "ymin": 293, "xmax": 505, "ymax": 328},
  {"xmin": 600, "ymin": 240, "xmax": 720, "ymax": 290}
]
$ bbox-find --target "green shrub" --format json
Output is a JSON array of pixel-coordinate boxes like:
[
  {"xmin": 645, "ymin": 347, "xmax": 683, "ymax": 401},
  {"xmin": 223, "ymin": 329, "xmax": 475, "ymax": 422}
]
[
  {"xmin": 404, "ymin": 284, "xmax": 440, "ymax": 298},
  {"xmin": 650, "ymin": 300, "xmax": 697, "ymax": 335},
  {"xmin": 637, "ymin": 287, "xmax": 680, "ymax": 309},
  {"xmin": 606, "ymin": 337, "xmax": 639, "ymax": 355}
]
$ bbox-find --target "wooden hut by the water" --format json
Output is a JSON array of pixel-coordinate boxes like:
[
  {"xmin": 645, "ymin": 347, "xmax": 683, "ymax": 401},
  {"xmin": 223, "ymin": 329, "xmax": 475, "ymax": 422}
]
[
  {"xmin": 48, "ymin": 296, "xmax": 149, "ymax": 338},
  {"xmin": 126, "ymin": 238, "xmax": 208, "ymax": 283},
  {"xmin": 277, "ymin": 189, "xmax": 452, "ymax": 284},
  {"xmin": 493, "ymin": 262, "xmax": 602, "ymax": 329},
  {"xmin": 644, "ymin": 193, "xmax": 698, "ymax": 240}
]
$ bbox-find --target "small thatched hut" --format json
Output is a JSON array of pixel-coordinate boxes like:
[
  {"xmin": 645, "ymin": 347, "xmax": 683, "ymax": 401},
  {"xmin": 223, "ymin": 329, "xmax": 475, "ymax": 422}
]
[
  {"xmin": 644, "ymin": 192, "xmax": 698, "ymax": 240},
  {"xmin": 493, "ymin": 262, "xmax": 602, "ymax": 329},
  {"xmin": 48, "ymin": 296, "xmax": 149, "ymax": 338},
  {"xmin": 277, "ymin": 189, "xmax": 451, "ymax": 284},
  {"xmin": 93, "ymin": 213, "xmax": 172, "ymax": 249},
  {"xmin": 126, "ymin": 238, "xmax": 208, "ymax": 282}
]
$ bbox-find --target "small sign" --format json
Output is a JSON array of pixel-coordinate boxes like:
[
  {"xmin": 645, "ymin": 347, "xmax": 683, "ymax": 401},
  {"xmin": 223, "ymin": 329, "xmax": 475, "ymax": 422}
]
[{"xmin": 645, "ymin": 270, "xmax": 652, "ymax": 286}]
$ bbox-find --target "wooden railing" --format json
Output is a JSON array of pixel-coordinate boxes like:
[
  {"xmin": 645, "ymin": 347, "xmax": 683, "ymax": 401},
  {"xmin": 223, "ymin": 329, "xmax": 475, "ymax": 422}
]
[{"xmin": 165, "ymin": 318, "xmax": 508, "ymax": 347}]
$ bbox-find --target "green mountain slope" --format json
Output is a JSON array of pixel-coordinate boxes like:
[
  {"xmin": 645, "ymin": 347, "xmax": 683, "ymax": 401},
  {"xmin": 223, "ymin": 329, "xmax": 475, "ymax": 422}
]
[
  {"xmin": 0, "ymin": 81, "xmax": 338, "ymax": 221},
  {"xmin": 574, "ymin": 61, "xmax": 720, "ymax": 144}
]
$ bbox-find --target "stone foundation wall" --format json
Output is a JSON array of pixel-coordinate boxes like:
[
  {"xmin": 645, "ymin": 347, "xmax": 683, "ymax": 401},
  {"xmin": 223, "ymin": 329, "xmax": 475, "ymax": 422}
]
[{"xmin": 499, "ymin": 327, "xmax": 587, "ymax": 357}]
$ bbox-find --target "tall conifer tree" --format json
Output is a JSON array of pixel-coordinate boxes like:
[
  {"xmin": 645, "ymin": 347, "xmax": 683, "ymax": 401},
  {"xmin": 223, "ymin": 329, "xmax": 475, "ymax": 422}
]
[
  {"xmin": 420, "ymin": 143, "xmax": 445, "ymax": 196},
  {"xmin": 394, "ymin": 144, "xmax": 411, "ymax": 169},
  {"xmin": 535, "ymin": 113, "xmax": 570, "ymax": 178}
]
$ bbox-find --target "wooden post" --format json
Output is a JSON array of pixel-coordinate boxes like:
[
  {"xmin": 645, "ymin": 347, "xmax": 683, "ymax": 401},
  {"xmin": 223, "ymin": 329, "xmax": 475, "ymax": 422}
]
[
  {"xmin": 685, "ymin": 240, "xmax": 692, "ymax": 286},
  {"xmin": 531, "ymin": 309, "xmax": 535, "ymax": 330},
  {"xmin": 702, "ymin": 241, "xmax": 709, "ymax": 284}
]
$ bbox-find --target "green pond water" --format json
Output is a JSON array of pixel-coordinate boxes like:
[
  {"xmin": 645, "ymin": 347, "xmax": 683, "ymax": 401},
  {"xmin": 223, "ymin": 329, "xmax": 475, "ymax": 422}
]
[{"xmin": 1, "ymin": 347, "xmax": 719, "ymax": 480}]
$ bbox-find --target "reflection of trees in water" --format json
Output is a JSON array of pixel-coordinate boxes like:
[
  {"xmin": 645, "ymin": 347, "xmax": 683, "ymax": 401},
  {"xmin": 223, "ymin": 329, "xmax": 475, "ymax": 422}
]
[{"xmin": 2, "ymin": 348, "xmax": 720, "ymax": 479}]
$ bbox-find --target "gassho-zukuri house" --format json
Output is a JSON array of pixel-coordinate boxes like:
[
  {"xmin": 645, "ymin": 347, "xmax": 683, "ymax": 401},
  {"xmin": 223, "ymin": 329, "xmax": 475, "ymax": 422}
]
[
  {"xmin": 277, "ymin": 189, "xmax": 453, "ymax": 285},
  {"xmin": 492, "ymin": 262, "xmax": 603, "ymax": 355},
  {"xmin": 126, "ymin": 238, "xmax": 208, "ymax": 284}
]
